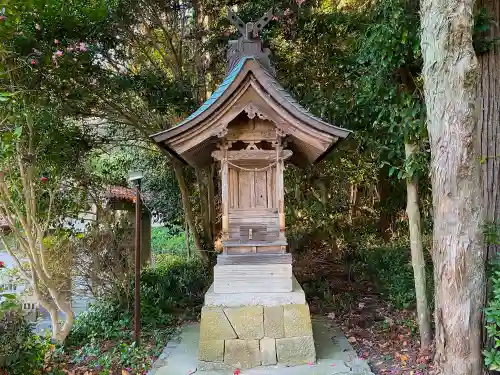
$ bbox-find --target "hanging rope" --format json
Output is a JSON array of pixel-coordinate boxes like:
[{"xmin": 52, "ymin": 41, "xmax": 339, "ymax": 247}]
[{"xmin": 227, "ymin": 160, "xmax": 278, "ymax": 172}]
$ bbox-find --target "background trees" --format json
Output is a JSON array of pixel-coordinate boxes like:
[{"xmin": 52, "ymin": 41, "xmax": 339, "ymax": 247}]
[{"xmin": 1, "ymin": 0, "xmax": 499, "ymax": 373}]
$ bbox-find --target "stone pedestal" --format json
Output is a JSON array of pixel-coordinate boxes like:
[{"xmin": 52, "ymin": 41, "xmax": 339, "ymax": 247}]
[{"xmin": 198, "ymin": 274, "xmax": 316, "ymax": 370}]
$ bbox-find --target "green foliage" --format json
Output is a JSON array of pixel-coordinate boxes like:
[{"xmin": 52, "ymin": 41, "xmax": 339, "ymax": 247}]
[
  {"xmin": 65, "ymin": 300, "xmax": 169, "ymax": 373},
  {"xmin": 356, "ymin": 238, "xmax": 433, "ymax": 309},
  {"xmin": 61, "ymin": 256, "xmax": 208, "ymax": 373},
  {"xmin": 484, "ymin": 255, "xmax": 500, "ymax": 371},
  {"xmin": 140, "ymin": 256, "xmax": 211, "ymax": 322},
  {"xmin": 0, "ymin": 310, "xmax": 51, "ymax": 374},
  {"xmin": 67, "ymin": 300, "xmax": 131, "ymax": 345},
  {"xmin": 473, "ymin": 7, "xmax": 500, "ymax": 55},
  {"xmin": 151, "ymin": 225, "xmax": 193, "ymax": 255}
]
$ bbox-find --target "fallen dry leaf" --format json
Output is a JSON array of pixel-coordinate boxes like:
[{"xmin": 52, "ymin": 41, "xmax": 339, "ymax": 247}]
[{"xmin": 347, "ymin": 336, "xmax": 357, "ymax": 343}]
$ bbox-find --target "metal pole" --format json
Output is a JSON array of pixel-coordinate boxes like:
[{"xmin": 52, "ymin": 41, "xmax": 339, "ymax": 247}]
[{"xmin": 134, "ymin": 180, "xmax": 142, "ymax": 344}]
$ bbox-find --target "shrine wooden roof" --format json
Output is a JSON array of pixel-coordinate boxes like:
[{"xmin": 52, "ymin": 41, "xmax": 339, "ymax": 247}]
[{"xmin": 152, "ymin": 56, "xmax": 351, "ymax": 167}]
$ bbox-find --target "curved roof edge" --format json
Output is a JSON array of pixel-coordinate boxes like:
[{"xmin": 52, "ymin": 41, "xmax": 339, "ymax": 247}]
[
  {"xmin": 151, "ymin": 56, "xmax": 252, "ymax": 143},
  {"xmin": 151, "ymin": 57, "xmax": 352, "ymax": 165},
  {"xmin": 152, "ymin": 57, "xmax": 351, "ymax": 142}
]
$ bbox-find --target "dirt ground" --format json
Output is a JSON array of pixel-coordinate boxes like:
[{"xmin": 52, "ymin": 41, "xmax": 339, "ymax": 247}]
[{"xmin": 294, "ymin": 247, "xmax": 434, "ymax": 375}]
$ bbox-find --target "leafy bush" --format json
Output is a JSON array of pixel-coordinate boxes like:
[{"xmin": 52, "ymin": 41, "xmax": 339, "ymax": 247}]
[
  {"xmin": 0, "ymin": 309, "xmax": 50, "ymax": 375},
  {"xmin": 356, "ymin": 240, "xmax": 433, "ymax": 309},
  {"xmin": 151, "ymin": 225, "xmax": 193, "ymax": 255},
  {"xmin": 140, "ymin": 255, "xmax": 211, "ymax": 323},
  {"xmin": 60, "ymin": 256, "xmax": 210, "ymax": 374},
  {"xmin": 484, "ymin": 256, "xmax": 500, "ymax": 371},
  {"xmin": 67, "ymin": 300, "xmax": 132, "ymax": 345}
]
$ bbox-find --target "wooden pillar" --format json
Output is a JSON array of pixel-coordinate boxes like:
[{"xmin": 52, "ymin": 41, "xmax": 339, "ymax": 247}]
[
  {"xmin": 221, "ymin": 144, "xmax": 229, "ymax": 241},
  {"xmin": 275, "ymin": 141, "xmax": 286, "ymax": 239}
]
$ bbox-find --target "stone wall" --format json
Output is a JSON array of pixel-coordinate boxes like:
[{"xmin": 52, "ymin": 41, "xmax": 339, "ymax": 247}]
[{"xmin": 198, "ymin": 303, "xmax": 315, "ymax": 370}]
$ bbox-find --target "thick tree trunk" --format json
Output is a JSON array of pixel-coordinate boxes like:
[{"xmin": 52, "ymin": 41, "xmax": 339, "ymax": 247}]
[
  {"xmin": 420, "ymin": 1, "xmax": 486, "ymax": 374},
  {"xmin": 477, "ymin": 0, "xmax": 500, "ymax": 260},
  {"xmin": 405, "ymin": 143, "xmax": 432, "ymax": 350},
  {"xmin": 477, "ymin": 0, "xmax": 500, "ymax": 355}
]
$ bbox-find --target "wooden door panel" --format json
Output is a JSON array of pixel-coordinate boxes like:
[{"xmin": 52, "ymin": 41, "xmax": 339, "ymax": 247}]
[
  {"xmin": 238, "ymin": 171, "xmax": 252, "ymax": 208},
  {"xmin": 255, "ymin": 171, "xmax": 268, "ymax": 208}
]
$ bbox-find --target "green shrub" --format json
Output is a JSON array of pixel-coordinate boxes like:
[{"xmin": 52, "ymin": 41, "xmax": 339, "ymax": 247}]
[
  {"xmin": 67, "ymin": 300, "xmax": 132, "ymax": 346},
  {"xmin": 151, "ymin": 226, "xmax": 193, "ymax": 255},
  {"xmin": 0, "ymin": 309, "xmax": 50, "ymax": 375},
  {"xmin": 356, "ymin": 240, "xmax": 433, "ymax": 309},
  {"xmin": 61, "ymin": 256, "xmax": 209, "ymax": 374},
  {"xmin": 140, "ymin": 255, "xmax": 211, "ymax": 323},
  {"xmin": 68, "ymin": 255, "xmax": 210, "ymax": 345},
  {"xmin": 484, "ymin": 256, "xmax": 500, "ymax": 371}
]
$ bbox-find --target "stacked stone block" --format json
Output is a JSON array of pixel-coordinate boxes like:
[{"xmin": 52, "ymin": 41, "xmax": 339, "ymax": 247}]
[{"xmin": 198, "ymin": 303, "xmax": 315, "ymax": 369}]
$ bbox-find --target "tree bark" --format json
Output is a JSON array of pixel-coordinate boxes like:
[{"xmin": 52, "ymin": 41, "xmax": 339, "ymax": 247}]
[
  {"xmin": 420, "ymin": 1, "xmax": 486, "ymax": 373},
  {"xmin": 348, "ymin": 183, "xmax": 359, "ymax": 225},
  {"xmin": 185, "ymin": 215, "xmax": 191, "ymax": 259},
  {"xmin": 405, "ymin": 143, "xmax": 432, "ymax": 350},
  {"xmin": 378, "ymin": 167, "xmax": 392, "ymax": 241},
  {"xmin": 172, "ymin": 159, "xmax": 208, "ymax": 262},
  {"xmin": 476, "ymin": 0, "xmax": 500, "ymax": 355},
  {"xmin": 207, "ymin": 165, "xmax": 216, "ymax": 241},
  {"xmin": 477, "ymin": 0, "xmax": 500, "ymax": 260},
  {"xmin": 195, "ymin": 167, "xmax": 214, "ymax": 248},
  {"xmin": 193, "ymin": 0, "xmax": 208, "ymax": 103}
]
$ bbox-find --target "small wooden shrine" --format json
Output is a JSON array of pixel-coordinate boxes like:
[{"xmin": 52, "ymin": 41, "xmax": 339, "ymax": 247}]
[{"xmin": 152, "ymin": 8, "xmax": 351, "ymax": 371}]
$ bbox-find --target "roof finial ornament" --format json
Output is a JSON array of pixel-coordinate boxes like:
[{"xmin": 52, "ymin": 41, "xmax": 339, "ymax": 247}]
[
  {"xmin": 228, "ymin": 8, "xmax": 274, "ymax": 40},
  {"xmin": 226, "ymin": 7, "xmax": 275, "ymax": 75}
]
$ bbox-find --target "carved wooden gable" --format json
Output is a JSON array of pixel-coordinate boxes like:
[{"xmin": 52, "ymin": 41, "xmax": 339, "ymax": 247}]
[{"xmin": 152, "ymin": 57, "xmax": 351, "ymax": 168}]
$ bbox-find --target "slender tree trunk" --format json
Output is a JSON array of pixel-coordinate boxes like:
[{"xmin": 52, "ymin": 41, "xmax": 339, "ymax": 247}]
[
  {"xmin": 421, "ymin": 1, "xmax": 486, "ymax": 373},
  {"xmin": 172, "ymin": 159, "xmax": 208, "ymax": 262},
  {"xmin": 348, "ymin": 183, "xmax": 359, "ymax": 225},
  {"xmin": 378, "ymin": 167, "xmax": 392, "ymax": 241},
  {"xmin": 207, "ymin": 165, "xmax": 216, "ymax": 241},
  {"xmin": 193, "ymin": 0, "xmax": 207, "ymax": 102},
  {"xmin": 185, "ymin": 215, "xmax": 191, "ymax": 259},
  {"xmin": 196, "ymin": 168, "xmax": 213, "ymax": 248},
  {"xmin": 405, "ymin": 143, "xmax": 432, "ymax": 351}
]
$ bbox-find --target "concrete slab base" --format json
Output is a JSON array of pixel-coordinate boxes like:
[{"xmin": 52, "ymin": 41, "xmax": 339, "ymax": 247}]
[{"xmin": 149, "ymin": 318, "xmax": 374, "ymax": 375}]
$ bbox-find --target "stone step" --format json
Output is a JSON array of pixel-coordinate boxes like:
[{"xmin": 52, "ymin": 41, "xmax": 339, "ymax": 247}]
[
  {"xmin": 217, "ymin": 253, "xmax": 292, "ymax": 265},
  {"xmin": 213, "ymin": 264, "xmax": 293, "ymax": 293}
]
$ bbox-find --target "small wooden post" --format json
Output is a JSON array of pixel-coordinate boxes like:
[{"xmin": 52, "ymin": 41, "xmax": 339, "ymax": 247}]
[
  {"xmin": 275, "ymin": 140, "xmax": 286, "ymax": 238},
  {"xmin": 221, "ymin": 144, "xmax": 229, "ymax": 241}
]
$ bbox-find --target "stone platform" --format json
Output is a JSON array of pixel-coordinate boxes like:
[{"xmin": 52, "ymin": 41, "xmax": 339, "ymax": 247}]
[
  {"xmin": 198, "ymin": 275, "xmax": 315, "ymax": 369},
  {"xmin": 198, "ymin": 303, "xmax": 315, "ymax": 369},
  {"xmin": 149, "ymin": 318, "xmax": 374, "ymax": 375}
]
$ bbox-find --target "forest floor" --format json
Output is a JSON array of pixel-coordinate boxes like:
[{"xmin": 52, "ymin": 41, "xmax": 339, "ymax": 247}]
[{"xmin": 294, "ymin": 247, "xmax": 434, "ymax": 375}]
